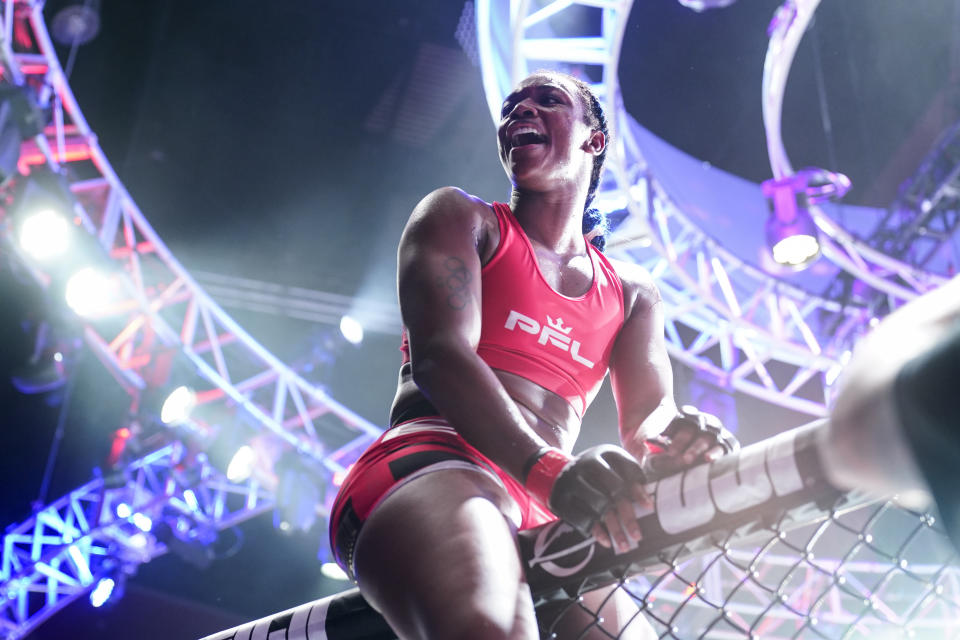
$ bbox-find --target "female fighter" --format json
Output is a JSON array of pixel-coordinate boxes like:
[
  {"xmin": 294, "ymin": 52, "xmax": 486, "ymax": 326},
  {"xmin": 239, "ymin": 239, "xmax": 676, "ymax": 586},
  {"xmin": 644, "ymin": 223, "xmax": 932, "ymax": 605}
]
[{"xmin": 329, "ymin": 71, "xmax": 737, "ymax": 640}]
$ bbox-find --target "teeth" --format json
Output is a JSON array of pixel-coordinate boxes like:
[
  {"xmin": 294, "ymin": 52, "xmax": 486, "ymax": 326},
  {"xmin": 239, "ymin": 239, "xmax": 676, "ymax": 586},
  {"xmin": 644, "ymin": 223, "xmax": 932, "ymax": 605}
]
[{"xmin": 510, "ymin": 127, "xmax": 543, "ymax": 146}]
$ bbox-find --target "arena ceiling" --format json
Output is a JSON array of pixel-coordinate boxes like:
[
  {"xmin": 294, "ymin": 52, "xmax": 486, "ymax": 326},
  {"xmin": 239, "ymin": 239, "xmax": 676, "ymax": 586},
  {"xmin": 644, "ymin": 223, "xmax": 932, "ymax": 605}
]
[{"xmin": 1, "ymin": 1, "xmax": 956, "ymax": 636}]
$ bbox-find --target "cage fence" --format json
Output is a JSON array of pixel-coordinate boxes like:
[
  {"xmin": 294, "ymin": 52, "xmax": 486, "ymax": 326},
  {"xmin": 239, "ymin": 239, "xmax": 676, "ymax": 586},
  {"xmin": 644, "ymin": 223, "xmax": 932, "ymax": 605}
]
[
  {"xmin": 201, "ymin": 422, "xmax": 960, "ymax": 640},
  {"xmin": 536, "ymin": 497, "xmax": 959, "ymax": 639}
]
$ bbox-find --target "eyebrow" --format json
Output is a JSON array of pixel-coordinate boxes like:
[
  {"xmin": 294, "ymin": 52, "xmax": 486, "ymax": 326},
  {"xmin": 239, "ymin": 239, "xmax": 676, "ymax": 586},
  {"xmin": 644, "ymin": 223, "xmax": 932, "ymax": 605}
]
[{"xmin": 501, "ymin": 83, "xmax": 571, "ymax": 111}]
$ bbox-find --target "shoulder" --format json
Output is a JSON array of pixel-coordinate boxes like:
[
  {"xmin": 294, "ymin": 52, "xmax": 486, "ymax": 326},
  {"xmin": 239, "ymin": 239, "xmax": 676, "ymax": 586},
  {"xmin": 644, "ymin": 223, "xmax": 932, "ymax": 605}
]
[
  {"xmin": 405, "ymin": 187, "xmax": 500, "ymax": 257},
  {"xmin": 605, "ymin": 256, "xmax": 662, "ymax": 318},
  {"xmin": 409, "ymin": 187, "xmax": 496, "ymax": 228}
]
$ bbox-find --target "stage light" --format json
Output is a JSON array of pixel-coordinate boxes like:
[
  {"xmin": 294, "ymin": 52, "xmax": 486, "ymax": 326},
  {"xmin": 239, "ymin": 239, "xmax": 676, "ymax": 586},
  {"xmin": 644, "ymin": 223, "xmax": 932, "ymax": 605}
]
[
  {"xmin": 226, "ymin": 445, "xmax": 255, "ymax": 482},
  {"xmin": 89, "ymin": 565, "xmax": 126, "ymax": 609},
  {"xmin": 321, "ymin": 562, "xmax": 349, "ymax": 581},
  {"xmin": 115, "ymin": 503, "xmax": 132, "ymax": 519},
  {"xmin": 131, "ymin": 512, "xmax": 153, "ymax": 533},
  {"xmin": 160, "ymin": 385, "xmax": 197, "ymax": 425},
  {"xmin": 64, "ymin": 267, "xmax": 114, "ymax": 317},
  {"xmin": 17, "ymin": 208, "xmax": 73, "ymax": 261},
  {"xmin": 339, "ymin": 315, "xmax": 364, "ymax": 345},
  {"xmin": 769, "ymin": 228, "xmax": 820, "ymax": 267},
  {"xmin": 762, "ymin": 168, "xmax": 850, "ymax": 271},
  {"xmin": 89, "ymin": 577, "xmax": 115, "ymax": 608},
  {"xmin": 762, "ymin": 175, "xmax": 821, "ymax": 269}
]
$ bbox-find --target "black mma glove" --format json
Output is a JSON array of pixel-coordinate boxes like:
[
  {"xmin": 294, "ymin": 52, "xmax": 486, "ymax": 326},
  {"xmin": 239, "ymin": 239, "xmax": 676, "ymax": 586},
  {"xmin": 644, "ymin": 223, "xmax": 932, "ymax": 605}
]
[
  {"xmin": 641, "ymin": 405, "xmax": 739, "ymax": 479},
  {"xmin": 522, "ymin": 445, "xmax": 646, "ymax": 536}
]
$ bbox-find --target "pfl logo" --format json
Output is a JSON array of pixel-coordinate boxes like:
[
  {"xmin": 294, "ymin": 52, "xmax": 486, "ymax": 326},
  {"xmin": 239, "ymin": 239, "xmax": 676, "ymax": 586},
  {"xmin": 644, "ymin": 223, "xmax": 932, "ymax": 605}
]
[
  {"xmin": 504, "ymin": 311, "xmax": 595, "ymax": 368},
  {"xmin": 528, "ymin": 520, "xmax": 597, "ymax": 578}
]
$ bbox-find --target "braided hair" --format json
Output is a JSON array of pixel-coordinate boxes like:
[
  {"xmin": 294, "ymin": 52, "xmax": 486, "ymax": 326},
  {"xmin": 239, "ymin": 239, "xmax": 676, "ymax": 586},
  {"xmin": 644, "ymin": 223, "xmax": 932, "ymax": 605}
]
[{"xmin": 558, "ymin": 72, "xmax": 610, "ymax": 251}]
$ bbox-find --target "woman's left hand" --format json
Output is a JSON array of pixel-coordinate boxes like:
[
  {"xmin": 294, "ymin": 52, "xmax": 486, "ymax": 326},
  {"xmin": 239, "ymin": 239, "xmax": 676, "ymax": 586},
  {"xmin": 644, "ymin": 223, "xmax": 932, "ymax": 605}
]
[{"xmin": 639, "ymin": 406, "xmax": 739, "ymax": 479}]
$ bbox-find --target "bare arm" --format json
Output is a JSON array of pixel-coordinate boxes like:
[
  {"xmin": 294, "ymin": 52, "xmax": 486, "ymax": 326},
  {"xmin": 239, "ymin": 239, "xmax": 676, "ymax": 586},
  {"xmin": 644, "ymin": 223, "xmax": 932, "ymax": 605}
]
[
  {"xmin": 398, "ymin": 187, "xmax": 547, "ymax": 480},
  {"xmin": 609, "ymin": 263, "xmax": 737, "ymax": 472},
  {"xmin": 607, "ymin": 263, "xmax": 677, "ymax": 460}
]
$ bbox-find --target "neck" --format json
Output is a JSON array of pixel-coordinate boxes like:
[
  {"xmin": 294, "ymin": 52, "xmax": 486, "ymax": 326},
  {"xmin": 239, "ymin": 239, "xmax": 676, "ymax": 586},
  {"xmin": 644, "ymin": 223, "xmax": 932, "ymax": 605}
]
[{"xmin": 508, "ymin": 187, "xmax": 588, "ymax": 254}]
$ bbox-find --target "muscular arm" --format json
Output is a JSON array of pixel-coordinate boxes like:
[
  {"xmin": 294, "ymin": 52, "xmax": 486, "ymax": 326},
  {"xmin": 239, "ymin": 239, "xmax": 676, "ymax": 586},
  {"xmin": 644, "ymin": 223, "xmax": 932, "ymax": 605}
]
[
  {"xmin": 399, "ymin": 187, "xmax": 548, "ymax": 480},
  {"xmin": 607, "ymin": 263, "xmax": 677, "ymax": 460}
]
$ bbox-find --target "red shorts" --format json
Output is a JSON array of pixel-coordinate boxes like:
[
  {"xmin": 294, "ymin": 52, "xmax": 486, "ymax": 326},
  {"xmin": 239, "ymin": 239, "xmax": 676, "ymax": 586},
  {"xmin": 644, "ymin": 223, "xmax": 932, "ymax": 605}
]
[{"xmin": 328, "ymin": 417, "xmax": 557, "ymax": 580}]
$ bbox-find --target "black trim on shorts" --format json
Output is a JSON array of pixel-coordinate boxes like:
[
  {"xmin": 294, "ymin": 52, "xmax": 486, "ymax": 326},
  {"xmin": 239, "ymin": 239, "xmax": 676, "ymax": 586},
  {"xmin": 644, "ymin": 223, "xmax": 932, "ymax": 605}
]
[{"xmin": 389, "ymin": 394, "xmax": 440, "ymax": 427}]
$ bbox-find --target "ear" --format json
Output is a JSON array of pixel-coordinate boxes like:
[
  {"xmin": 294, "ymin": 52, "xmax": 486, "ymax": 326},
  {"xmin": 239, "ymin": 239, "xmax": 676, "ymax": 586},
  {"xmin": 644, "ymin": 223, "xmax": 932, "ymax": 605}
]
[{"xmin": 585, "ymin": 129, "xmax": 605, "ymax": 156}]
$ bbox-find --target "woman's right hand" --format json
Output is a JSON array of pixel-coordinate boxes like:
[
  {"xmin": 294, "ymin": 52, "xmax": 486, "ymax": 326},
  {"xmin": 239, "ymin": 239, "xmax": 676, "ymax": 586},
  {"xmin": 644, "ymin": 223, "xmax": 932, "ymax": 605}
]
[{"xmin": 524, "ymin": 445, "xmax": 650, "ymax": 553}]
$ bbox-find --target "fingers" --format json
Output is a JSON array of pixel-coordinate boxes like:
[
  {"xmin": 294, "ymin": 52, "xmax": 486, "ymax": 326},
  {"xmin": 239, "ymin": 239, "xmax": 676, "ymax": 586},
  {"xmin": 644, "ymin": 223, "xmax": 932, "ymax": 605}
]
[
  {"xmin": 591, "ymin": 495, "xmax": 644, "ymax": 554},
  {"xmin": 679, "ymin": 434, "xmax": 714, "ymax": 465}
]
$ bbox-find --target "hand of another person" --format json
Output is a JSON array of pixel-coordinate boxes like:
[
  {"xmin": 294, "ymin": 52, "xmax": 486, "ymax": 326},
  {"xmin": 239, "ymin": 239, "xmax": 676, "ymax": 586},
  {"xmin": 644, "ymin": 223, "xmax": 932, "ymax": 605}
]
[
  {"xmin": 523, "ymin": 445, "xmax": 650, "ymax": 554},
  {"xmin": 640, "ymin": 406, "xmax": 739, "ymax": 479}
]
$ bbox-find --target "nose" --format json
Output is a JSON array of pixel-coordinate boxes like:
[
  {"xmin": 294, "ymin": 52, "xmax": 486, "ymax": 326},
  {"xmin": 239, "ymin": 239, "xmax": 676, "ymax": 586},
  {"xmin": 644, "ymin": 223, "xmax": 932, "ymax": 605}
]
[{"xmin": 507, "ymin": 98, "xmax": 537, "ymax": 119}]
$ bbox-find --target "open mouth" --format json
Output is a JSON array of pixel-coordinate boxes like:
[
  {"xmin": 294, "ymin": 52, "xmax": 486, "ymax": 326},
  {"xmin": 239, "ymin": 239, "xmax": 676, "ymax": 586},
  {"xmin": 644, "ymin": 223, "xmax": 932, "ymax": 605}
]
[{"xmin": 509, "ymin": 128, "xmax": 547, "ymax": 150}]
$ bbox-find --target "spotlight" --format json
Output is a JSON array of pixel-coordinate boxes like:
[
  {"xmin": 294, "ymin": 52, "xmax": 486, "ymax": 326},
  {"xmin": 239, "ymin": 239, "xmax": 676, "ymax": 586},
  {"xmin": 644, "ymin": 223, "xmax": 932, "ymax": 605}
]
[
  {"xmin": 204, "ymin": 424, "xmax": 259, "ymax": 483},
  {"xmin": 762, "ymin": 168, "xmax": 850, "ymax": 271},
  {"xmin": 88, "ymin": 565, "xmax": 126, "ymax": 609},
  {"xmin": 225, "ymin": 444, "xmax": 255, "ymax": 483},
  {"xmin": 160, "ymin": 385, "xmax": 197, "ymax": 426},
  {"xmin": 762, "ymin": 176, "xmax": 820, "ymax": 269},
  {"xmin": 131, "ymin": 512, "xmax": 153, "ymax": 533},
  {"xmin": 320, "ymin": 562, "xmax": 349, "ymax": 581},
  {"xmin": 89, "ymin": 577, "xmax": 115, "ymax": 608},
  {"xmin": 339, "ymin": 315, "xmax": 364, "ymax": 345},
  {"xmin": 64, "ymin": 267, "xmax": 116, "ymax": 317},
  {"xmin": 17, "ymin": 208, "xmax": 73, "ymax": 261}
]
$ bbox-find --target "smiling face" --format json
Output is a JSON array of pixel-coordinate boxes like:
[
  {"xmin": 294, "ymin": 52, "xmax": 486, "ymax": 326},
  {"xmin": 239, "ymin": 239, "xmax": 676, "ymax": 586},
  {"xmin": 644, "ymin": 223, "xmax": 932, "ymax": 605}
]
[{"xmin": 497, "ymin": 73, "xmax": 604, "ymax": 197}]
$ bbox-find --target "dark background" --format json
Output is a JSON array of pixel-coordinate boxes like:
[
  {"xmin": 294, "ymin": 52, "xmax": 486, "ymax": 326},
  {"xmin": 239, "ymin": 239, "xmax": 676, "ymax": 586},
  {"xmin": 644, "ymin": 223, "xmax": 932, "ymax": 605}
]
[{"xmin": 1, "ymin": 1, "xmax": 956, "ymax": 637}]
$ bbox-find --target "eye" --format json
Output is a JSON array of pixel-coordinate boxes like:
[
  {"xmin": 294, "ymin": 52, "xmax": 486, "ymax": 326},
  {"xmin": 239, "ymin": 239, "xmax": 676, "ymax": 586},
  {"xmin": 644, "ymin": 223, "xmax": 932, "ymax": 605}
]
[{"xmin": 540, "ymin": 93, "xmax": 562, "ymax": 106}]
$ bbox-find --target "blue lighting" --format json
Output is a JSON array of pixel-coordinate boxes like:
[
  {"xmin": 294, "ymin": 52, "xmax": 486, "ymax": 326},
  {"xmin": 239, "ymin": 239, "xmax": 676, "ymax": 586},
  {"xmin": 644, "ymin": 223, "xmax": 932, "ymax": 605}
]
[
  {"xmin": 89, "ymin": 577, "xmax": 115, "ymax": 608},
  {"xmin": 131, "ymin": 512, "xmax": 153, "ymax": 532}
]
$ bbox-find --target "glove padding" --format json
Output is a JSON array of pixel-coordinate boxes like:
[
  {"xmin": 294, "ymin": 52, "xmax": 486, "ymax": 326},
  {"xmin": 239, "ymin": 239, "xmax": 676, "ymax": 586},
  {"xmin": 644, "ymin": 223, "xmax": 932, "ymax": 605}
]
[
  {"xmin": 547, "ymin": 445, "xmax": 647, "ymax": 537},
  {"xmin": 642, "ymin": 405, "xmax": 740, "ymax": 479}
]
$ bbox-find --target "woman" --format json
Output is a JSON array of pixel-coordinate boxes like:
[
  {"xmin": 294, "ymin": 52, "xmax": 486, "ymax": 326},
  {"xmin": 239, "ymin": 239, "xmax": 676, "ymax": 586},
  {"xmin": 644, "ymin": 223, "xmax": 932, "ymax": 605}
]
[{"xmin": 329, "ymin": 71, "xmax": 734, "ymax": 640}]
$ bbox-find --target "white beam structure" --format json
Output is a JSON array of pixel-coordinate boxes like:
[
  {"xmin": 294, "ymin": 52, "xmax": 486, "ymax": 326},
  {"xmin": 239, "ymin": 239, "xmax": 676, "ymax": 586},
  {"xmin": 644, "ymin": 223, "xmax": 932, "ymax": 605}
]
[
  {"xmin": 0, "ymin": 443, "xmax": 275, "ymax": 640},
  {"xmin": 0, "ymin": 1, "xmax": 382, "ymax": 469},
  {"xmin": 475, "ymin": 0, "xmax": 950, "ymax": 417},
  {"xmin": 0, "ymin": 2, "xmax": 382, "ymax": 636}
]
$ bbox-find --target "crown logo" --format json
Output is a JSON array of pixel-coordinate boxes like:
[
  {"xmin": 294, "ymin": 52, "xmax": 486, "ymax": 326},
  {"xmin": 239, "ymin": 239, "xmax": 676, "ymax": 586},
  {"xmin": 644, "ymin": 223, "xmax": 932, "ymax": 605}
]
[{"xmin": 546, "ymin": 316, "xmax": 573, "ymax": 334}]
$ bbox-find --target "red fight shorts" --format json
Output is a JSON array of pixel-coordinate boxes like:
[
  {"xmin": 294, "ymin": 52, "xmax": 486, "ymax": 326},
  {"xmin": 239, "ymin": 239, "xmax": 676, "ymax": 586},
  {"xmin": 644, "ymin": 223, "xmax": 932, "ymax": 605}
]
[{"xmin": 328, "ymin": 417, "xmax": 557, "ymax": 580}]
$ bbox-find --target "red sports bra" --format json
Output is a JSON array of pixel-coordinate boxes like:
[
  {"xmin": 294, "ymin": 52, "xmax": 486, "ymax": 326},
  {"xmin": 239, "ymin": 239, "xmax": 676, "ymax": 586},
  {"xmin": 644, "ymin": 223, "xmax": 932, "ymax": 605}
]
[{"xmin": 401, "ymin": 202, "xmax": 625, "ymax": 418}]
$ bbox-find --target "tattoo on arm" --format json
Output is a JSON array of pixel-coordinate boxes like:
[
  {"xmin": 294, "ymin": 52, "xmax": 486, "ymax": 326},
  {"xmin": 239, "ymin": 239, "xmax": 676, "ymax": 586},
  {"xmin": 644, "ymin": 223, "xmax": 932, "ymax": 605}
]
[{"xmin": 437, "ymin": 257, "xmax": 472, "ymax": 310}]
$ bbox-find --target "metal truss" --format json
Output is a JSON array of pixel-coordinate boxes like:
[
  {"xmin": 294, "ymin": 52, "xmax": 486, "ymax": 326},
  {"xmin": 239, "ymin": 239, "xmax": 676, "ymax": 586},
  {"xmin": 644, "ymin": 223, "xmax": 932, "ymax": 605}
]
[
  {"xmin": 762, "ymin": 0, "xmax": 949, "ymax": 303},
  {"xmin": 867, "ymin": 118, "xmax": 960, "ymax": 277},
  {"xmin": 0, "ymin": 1, "xmax": 382, "ymax": 636},
  {"xmin": 0, "ymin": 3, "xmax": 382, "ymax": 469},
  {"xmin": 475, "ymin": 0, "xmax": 951, "ymax": 416},
  {"xmin": 0, "ymin": 442, "xmax": 274, "ymax": 639}
]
